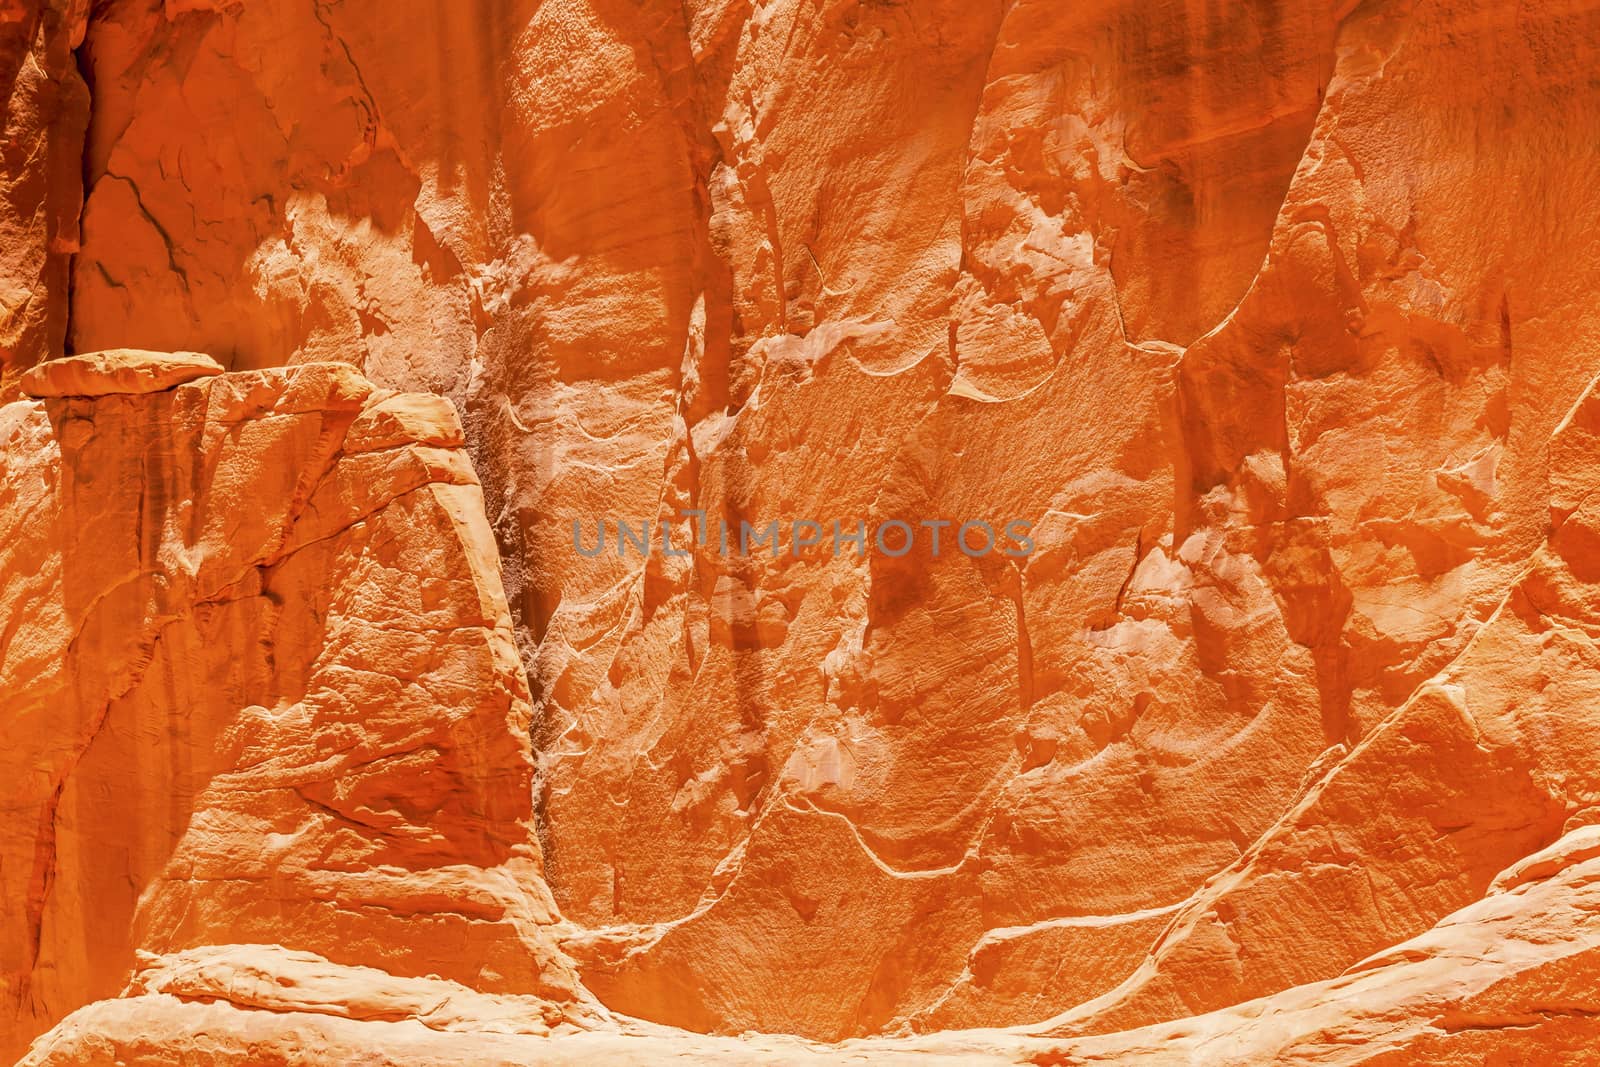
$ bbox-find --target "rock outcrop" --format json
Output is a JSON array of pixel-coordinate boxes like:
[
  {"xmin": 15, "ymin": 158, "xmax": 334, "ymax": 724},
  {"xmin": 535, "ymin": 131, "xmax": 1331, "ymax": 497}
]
[
  {"xmin": 0, "ymin": 350, "xmax": 589, "ymax": 1062},
  {"xmin": 19, "ymin": 822, "xmax": 1600, "ymax": 1064},
  {"xmin": 4, "ymin": 0, "xmax": 1600, "ymax": 1063},
  {"xmin": 0, "ymin": 0, "xmax": 86, "ymax": 395}
]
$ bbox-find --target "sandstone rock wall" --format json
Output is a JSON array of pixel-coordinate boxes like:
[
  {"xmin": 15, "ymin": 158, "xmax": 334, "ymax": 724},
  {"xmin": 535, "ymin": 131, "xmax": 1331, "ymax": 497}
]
[
  {"xmin": 0, "ymin": 0, "xmax": 86, "ymax": 395},
  {"xmin": 4, "ymin": 0, "xmax": 1600, "ymax": 1062},
  {"xmin": 0, "ymin": 352, "xmax": 588, "ymax": 1061}
]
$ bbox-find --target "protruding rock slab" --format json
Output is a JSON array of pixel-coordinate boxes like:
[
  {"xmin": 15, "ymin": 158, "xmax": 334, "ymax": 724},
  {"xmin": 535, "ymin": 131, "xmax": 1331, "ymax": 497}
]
[
  {"xmin": 346, "ymin": 391, "xmax": 467, "ymax": 452},
  {"xmin": 19, "ymin": 349, "xmax": 224, "ymax": 397},
  {"xmin": 0, "ymin": 363, "xmax": 585, "ymax": 1061}
]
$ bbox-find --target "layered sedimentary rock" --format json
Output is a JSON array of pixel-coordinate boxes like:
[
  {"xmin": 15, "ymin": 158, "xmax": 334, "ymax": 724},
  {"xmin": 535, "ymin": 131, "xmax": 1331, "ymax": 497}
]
[
  {"xmin": 0, "ymin": 351, "xmax": 588, "ymax": 1062},
  {"xmin": 0, "ymin": 0, "xmax": 86, "ymax": 394},
  {"xmin": 19, "ymin": 820, "xmax": 1600, "ymax": 1064},
  {"xmin": 4, "ymin": 0, "xmax": 1600, "ymax": 1062}
]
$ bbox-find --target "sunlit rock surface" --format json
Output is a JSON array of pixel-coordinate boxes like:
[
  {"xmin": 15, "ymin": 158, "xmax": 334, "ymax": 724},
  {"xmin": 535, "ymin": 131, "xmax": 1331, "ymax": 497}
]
[
  {"xmin": 0, "ymin": 0, "xmax": 85, "ymax": 397},
  {"xmin": 5, "ymin": 0, "xmax": 1600, "ymax": 1062},
  {"xmin": 0, "ymin": 351, "xmax": 590, "ymax": 1061}
]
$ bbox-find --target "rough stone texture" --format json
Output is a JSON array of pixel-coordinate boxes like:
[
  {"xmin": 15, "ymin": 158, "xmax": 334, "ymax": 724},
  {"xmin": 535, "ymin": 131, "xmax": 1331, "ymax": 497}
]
[
  {"xmin": 4, "ymin": 0, "xmax": 1600, "ymax": 1063},
  {"xmin": 0, "ymin": 352, "xmax": 590, "ymax": 1062},
  {"xmin": 20, "ymin": 347, "xmax": 221, "ymax": 395},
  {"xmin": 0, "ymin": 0, "xmax": 87, "ymax": 397},
  {"xmin": 18, "ymin": 823, "xmax": 1600, "ymax": 1064}
]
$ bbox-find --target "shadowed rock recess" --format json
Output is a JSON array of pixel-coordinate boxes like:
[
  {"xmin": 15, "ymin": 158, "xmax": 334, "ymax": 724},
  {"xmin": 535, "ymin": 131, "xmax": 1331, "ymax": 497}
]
[{"xmin": 2, "ymin": 0, "xmax": 1600, "ymax": 1063}]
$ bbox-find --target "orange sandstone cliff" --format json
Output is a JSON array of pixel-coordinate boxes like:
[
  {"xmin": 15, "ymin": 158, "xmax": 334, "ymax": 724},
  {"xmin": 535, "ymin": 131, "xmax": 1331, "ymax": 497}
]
[{"xmin": 4, "ymin": 0, "xmax": 1600, "ymax": 1063}]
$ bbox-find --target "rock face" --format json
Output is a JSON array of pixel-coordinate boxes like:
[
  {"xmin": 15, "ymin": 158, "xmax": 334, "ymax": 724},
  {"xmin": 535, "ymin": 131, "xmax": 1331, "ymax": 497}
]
[
  {"xmin": 5, "ymin": 0, "xmax": 1600, "ymax": 1063},
  {"xmin": 0, "ymin": 0, "xmax": 86, "ymax": 396},
  {"xmin": 0, "ymin": 351, "xmax": 588, "ymax": 1062},
  {"xmin": 20, "ymin": 822, "xmax": 1600, "ymax": 1065}
]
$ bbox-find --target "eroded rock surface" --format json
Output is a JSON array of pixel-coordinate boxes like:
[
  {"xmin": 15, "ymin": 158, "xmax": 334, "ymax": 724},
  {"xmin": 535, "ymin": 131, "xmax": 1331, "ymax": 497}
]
[
  {"xmin": 0, "ymin": 0, "xmax": 86, "ymax": 396},
  {"xmin": 0, "ymin": 350, "xmax": 589, "ymax": 1061},
  {"xmin": 4, "ymin": 0, "xmax": 1600, "ymax": 1063},
  {"xmin": 19, "ymin": 823, "xmax": 1600, "ymax": 1064}
]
